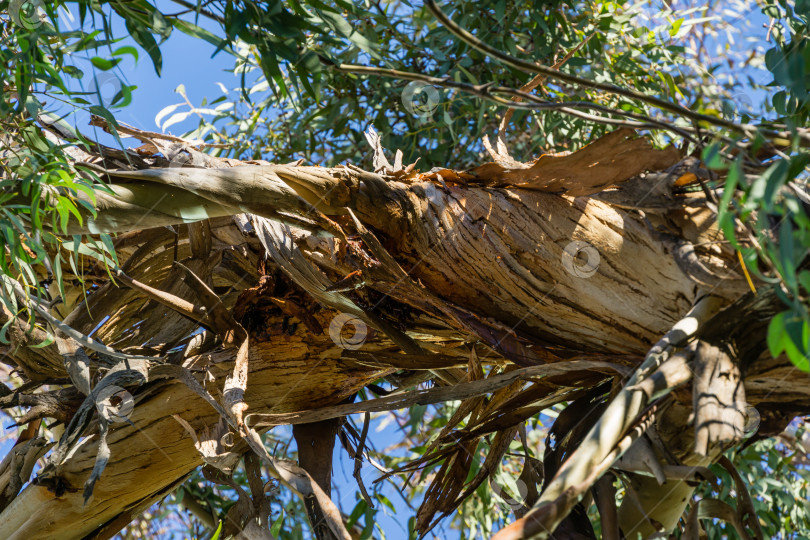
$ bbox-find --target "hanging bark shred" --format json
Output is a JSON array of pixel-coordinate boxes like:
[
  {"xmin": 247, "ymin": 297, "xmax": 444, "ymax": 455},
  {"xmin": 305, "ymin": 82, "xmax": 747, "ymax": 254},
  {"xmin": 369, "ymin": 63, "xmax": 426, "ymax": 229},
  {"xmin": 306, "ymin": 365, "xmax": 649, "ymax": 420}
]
[
  {"xmin": 693, "ymin": 341, "xmax": 746, "ymax": 456},
  {"xmin": 172, "ymin": 415, "xmax": 241, "ymax": 474},
  {"xmin": 0, "ymin": 420, "xmax": 50, "ymax": 512},
  {"xmin": 224, "ymin": 339, "xmax": 251, "ymax": 428},
  {"xmin": 464, "ymin": 128, "xmax": 682, "ymax": 195},
  {"xmin": 1, "ymin": 116, "xmax": 806, "ymax": 540}
]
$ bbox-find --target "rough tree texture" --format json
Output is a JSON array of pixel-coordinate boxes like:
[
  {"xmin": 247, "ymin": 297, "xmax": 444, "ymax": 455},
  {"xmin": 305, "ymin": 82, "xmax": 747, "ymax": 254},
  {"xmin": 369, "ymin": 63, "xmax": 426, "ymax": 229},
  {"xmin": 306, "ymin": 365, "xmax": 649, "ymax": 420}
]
[{"xmin": 0, "ymin": 125, "xmax": 805, "ymax": 539}]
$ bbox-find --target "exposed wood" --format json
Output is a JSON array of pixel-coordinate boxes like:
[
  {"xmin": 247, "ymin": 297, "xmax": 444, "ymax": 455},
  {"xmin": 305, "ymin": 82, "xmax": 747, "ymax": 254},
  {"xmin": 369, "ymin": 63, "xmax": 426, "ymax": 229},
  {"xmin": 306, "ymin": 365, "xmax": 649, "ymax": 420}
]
[
  {"xmin": 693, "ymin": 341, "xmax": 746, "ymax": 455},
  {"xmin": 0, "ymin": 124, "xmax": 806, "ymax": 540},
  {"xmin": 0, "ymin": 329, "xmax": 387, "ymax": 539}
]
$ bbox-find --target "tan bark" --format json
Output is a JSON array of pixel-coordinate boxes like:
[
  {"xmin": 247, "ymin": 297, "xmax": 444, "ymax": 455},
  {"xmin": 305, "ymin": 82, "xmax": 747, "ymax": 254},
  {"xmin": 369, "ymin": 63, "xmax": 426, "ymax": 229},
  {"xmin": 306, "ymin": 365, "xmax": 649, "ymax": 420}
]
[
  {"xmin": 0, "ymin": 142, "xmax": 803, "ymax": 539},
  {"xmin": 0, "ymin": 334, "xmax": 387, "ymax": 539}
]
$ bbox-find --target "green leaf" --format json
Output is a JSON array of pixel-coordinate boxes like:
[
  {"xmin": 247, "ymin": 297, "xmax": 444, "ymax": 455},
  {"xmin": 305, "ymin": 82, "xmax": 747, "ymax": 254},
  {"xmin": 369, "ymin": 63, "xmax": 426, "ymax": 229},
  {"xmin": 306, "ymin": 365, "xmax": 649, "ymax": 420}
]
[
  {"xmin": 778, "ymin": 218, "xmax": 798, "ymax": 292},
  {"xmin": 270, "ymin": 511, "xmax": 284, "ymax": 536},
  {"xmin": 30, "ymin": 332, "xmax": 55, "ymax": 348},
  {"xmin": 90, "ymin": 57, "xmax": 120, "ymax": 71},
  {"xmin": 127, "ymin": 21, "xmax": 162, "ymax": 76},
  {"xmin": 749, "ymin": 159, "xmax": 788, "ymax": 212},
  {"xmin": 150, "ymin": 9, "xmax": 172, "ymax": 38},
  {"xmin": 701, "ymin": 141, "xmax": 727, "ymax": 170},
  {"xmin": 347, "ymin": 499, "xmax": 368, "ymax": 529},
  {"xmin": 112, "ymin": 45, "xmax": 139, "ymax": 62},
  {"xmin": 172, "ymin": 19, "xmax": 229, "ymax": 50},
  {"xmin": 210, "ymin": 520, "xmax": 222, "ymax": 540},
  {"xmin": 768, "ymin": 311, "xmax": 787, "ymax": 358},
  {"xmin": 718, "ymin": 158, "xmax": 741, "ymax": 249}
]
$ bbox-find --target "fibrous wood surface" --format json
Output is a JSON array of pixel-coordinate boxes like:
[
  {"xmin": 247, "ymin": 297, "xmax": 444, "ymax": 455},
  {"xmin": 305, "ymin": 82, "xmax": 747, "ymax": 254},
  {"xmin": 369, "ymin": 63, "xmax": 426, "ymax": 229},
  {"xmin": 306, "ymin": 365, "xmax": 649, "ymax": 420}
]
[{"xmin": 0, "ymin": 125, "xmax": 803, "ymax": 539}]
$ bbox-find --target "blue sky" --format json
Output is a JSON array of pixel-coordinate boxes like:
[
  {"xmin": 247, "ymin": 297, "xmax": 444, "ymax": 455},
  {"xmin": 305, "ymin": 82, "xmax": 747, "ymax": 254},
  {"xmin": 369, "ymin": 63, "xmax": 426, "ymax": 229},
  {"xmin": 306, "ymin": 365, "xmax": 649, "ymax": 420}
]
[
  {"xmin": 2, "ymin": 1, "xmax": 786, "ymax": 539},
  {"xmin": 30, "ymin": 7, "xmax": 429, "ymax": 539},
  {"xmin": 51, "ymin": 5, "xmax": 236, "ymax": 145}
]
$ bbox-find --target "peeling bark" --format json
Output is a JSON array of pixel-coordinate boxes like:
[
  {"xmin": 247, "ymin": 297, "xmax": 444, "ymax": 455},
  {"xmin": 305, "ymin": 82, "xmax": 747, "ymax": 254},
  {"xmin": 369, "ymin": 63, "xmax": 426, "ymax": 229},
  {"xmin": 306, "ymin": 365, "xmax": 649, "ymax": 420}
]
[{"xmin": 0, "ymin": 128, "xmax": 805, "ymax": 540}]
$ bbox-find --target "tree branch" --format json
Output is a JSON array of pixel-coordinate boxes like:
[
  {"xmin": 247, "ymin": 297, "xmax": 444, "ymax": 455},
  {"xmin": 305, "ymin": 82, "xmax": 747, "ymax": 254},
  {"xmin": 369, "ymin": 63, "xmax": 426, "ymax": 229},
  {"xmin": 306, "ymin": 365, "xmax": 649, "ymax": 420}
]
[{"xmin": 423, "ymin": 0, "xmax": 808, "ymax": 146}]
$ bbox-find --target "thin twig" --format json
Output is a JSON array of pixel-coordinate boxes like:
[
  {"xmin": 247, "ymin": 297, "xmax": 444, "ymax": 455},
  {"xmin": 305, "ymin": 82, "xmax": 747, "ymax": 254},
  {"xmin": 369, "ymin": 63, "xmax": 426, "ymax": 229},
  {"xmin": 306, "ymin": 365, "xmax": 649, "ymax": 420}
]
[
  {"xmin": 352, "ymin": 413, "xmax": 374, "ymax": 507},
  {"xmin": 424, "ymin": 0, "xmax": 809, "ymax": 146},
  {"xmin": 335, "ymin": 63, "xmax": 696, "ymax": 142},
  {"xmin": 498, "ymin": 32, "xmax": 595, "ymax": 139}
]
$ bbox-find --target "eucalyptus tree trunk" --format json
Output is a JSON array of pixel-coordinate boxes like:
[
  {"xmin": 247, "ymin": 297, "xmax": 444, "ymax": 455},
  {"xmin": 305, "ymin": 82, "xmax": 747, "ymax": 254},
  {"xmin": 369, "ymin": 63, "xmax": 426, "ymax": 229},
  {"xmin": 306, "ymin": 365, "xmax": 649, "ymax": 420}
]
[{"xmin": 0, "ymin": 127, "xmax": 803, "ymax": 539}]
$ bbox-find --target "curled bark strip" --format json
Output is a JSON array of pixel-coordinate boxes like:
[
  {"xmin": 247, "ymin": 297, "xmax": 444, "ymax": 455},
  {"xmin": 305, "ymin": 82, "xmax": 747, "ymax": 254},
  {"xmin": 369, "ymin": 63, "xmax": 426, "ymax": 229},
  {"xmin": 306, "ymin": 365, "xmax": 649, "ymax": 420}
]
[
  {"xmin": 682, "ymin": 499, "xmax": 706, "ymax": 540},
  {"xmin": 173, "ymin": 260, "xmax": 246, "ymax": 343},
  {"xmin": 152, "ymin": 353, "xmax": 350, "ymax": 540},
  {"xmin": 82, "ymin": 414, "xmax": 110, "ymax": 504},
  {"xmin": 53, "ymin": 337, "xmax": 93, "ymax": 397},
  {"xmin": 224, "ymin": 339, "xmax": 250, "ymax": 427},
  {"xmin": 614, "ymin": 436, "xmax": 667, "ymax": 486},
  {"xmin": 242, "ymin": 427, "xmax": 351, "ymax": 540},
  {"xmin": 493, "ymin": 404, "xmax": 658, "ymax": 540},
  {"xmin": 514, "ymin": 456, "xmax": 544, "ymax": 519},
  {"xmin": 112, "ymin": 269, "xmax": 210, "ymax": 330},
  {"xmin": 245, "ymin": 360, "xmax": 627, "ymax": 428},
  {"xmin": 661, "ymin": 234, "xmax": 750, "ymax": 297},
  {"xmin": 626, "ymin": 346, "xmax": 695, "ymax": 402},
  {"xmin": 446, "ymin": 426, "xmax": 519, "ymax": 520},
  {"xmin": 243, "ymin": 452, "xmax": 273, "ymax": 535},
  {"xmin": 43, "ymin": 359, "xmax": 151, "ymax": 475},
  {"xmin": 717, "ymin": 456, "xmax": 764, "ymax": 540},
  {"xmin": 635, "ymin": 295, "xmax": 726, "ymax": 382},
  {"xmin": 4, "ymin": 276, "xmax": 155, "ymax": 362},
  {"xmin": 202, "ymin": 464, "xmax": 260, "ymax": 538},
  {"xmin": 0, "ymin": 420, "xmax": 50, "ymax": 512},
  {"xmin": 613, "ymin": 460, "xmax": 715, "ymax": 484},
  {"xmin": 615, "ymin": 404, "xmax": 720, "ymax": 538},
  {"xmin": 99, "ymin": 166, "xmax": 339, "ymax": 236},
  {"xmin": 39, "ymin": 360, "xmax": 232, "ymax": 503},
  {"xmin": 176, "ymin": 485, "xmax": 217, "ymax": 530},
  {"xmin": 697, "ymin": 498, "xmax": 755, "ymax": 540},
  {"xmin": 253, "ymin": 216, "xmax": 421, "ymax": 355},
  {"xmin": 56, "ymin": 354, "xmax": 349, "ymax": 539},
  {"xmin": 468, "ymin": 129, "xmax": 682, "ymax": 195},
  {"xmin": 493, "ymin": 296, "xmax": 724, "ymax": 540},
  {"xmin": 365, "ymin": 127, "xmax": 394, "ymax": 173},
  {"xmin": 693, "ymin": 342, "xmax": 746, "ymax": 456},
  {"xmin": 172, "ymin": 415, "xmax": 241, "ymax": 474}
]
